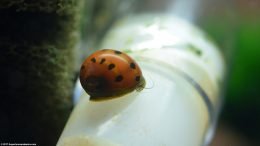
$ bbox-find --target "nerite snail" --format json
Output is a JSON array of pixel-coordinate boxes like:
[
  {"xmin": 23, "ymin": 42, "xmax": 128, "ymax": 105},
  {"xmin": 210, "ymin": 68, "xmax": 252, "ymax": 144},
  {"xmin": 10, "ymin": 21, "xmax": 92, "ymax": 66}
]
[{"xmin": 80, "ymin": 49, "xmax": 146, "ymax": 101}]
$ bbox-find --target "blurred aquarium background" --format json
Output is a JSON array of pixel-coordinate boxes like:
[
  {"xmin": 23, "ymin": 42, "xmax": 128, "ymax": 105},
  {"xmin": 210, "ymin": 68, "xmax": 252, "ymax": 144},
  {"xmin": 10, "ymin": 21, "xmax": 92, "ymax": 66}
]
[{"xmin": 194, "ymin": 0, "xmax": 260, "ymax": 146}]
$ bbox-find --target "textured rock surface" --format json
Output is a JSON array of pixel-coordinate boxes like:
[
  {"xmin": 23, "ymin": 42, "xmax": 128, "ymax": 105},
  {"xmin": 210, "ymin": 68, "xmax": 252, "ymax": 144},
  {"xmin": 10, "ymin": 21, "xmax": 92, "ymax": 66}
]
[{"xmin": 0, "ymin": 0, "xmax": 84, "ymax": 145}]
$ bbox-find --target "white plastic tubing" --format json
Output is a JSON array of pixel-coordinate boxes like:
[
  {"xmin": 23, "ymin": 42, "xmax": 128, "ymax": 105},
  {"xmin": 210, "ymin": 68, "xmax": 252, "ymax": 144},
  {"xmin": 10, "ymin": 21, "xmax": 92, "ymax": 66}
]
[{"xmin": 57, "ymin": 14, "xmax": 225, "ymax": 146}]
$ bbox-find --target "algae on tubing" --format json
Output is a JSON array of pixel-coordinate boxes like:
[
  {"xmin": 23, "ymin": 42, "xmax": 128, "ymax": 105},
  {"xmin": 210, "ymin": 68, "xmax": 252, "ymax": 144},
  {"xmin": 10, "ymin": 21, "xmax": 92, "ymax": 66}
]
[{"xmin": 58, "ymin": 14, "xmax": 225, "ymax": 146}]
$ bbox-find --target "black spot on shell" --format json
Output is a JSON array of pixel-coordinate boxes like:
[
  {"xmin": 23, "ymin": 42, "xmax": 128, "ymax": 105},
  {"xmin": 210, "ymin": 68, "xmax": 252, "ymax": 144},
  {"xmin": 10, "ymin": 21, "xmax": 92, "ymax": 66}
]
[
  {"xmin": 130, "ymin": 62, "xmax": 136, "ymax": 69},
  {"xmin": 81, "ymin": 65, "xmax": 85, "ymax": 70},
  {"xmin": 135, "ymin": 76, "xmax": 140, "ymax": 81},
  {"xmin": 115, "ymin": 75, "xmax": 123, "ymax": 82},
  {"xmin": 91, "ymin": 58, "xmax": 96, "ymax": 63},
  {"xmin": 108, "ymin": 64, "xmax": 115, "ymax": 70},
  {"xmin": 100, "ymin": 58, "xmax": 106, "ymax": 64},
  {"xmin": 114, "ymin": 50, "xmax": 122, "ymax": 54}
]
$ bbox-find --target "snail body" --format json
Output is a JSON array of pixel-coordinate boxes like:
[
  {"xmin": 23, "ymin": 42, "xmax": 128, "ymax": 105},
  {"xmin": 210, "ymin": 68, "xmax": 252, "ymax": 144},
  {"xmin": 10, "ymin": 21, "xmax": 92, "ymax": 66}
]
[{"xmin": 80, "ymin": 49, "xmax": 145, "ymax": 101}]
